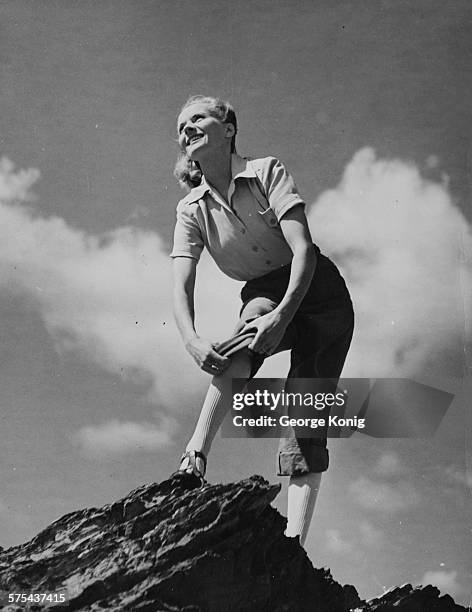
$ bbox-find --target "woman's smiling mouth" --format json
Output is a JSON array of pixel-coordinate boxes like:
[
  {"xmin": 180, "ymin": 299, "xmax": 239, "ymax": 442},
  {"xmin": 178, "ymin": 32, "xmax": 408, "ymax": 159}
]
[{"xmin": 187, "ymin": 134, "xmax": 204, "ymax": 146}]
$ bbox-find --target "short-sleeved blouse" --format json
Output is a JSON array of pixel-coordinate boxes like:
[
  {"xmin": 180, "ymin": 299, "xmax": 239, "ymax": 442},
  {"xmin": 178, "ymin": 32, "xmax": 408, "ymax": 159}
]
[{"xmin": 170, "ymin": 154, "xmax": 305, "ymax": 281}]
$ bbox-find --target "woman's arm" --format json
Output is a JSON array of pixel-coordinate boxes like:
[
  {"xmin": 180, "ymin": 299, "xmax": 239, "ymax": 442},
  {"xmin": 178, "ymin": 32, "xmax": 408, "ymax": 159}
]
[
  {"xmin": 173, "ymin": 257, "xmax": 230, "ymax": 375},
  {"xmin": 273, "ymin": 204, "xmax": 316, "ymax": 321},
  {"xmin": 247, "ymin": 204, "xmax": 316, "ymax": 354}
]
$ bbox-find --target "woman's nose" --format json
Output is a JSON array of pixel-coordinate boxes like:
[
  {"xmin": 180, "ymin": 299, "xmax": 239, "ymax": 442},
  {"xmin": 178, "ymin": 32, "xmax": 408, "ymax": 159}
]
[{"xmin": 184, "ymin": 123, "xmax": 196, "ymax": 135}]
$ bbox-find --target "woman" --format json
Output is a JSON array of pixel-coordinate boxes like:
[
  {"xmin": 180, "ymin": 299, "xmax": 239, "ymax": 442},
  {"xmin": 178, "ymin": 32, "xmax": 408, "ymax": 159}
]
[{"xmin": 171, "ymin": 95, "xmax": 354, "ymax": 544}]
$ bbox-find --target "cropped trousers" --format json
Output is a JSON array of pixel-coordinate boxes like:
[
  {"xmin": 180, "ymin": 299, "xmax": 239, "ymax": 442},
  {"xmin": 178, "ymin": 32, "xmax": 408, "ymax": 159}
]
[{"xmin": 215, "ymin": 245, "xmax": 354, "ymax": 476}]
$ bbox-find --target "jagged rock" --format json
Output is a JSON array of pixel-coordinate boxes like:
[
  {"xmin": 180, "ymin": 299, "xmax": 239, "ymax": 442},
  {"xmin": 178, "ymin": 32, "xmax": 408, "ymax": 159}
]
[
  {"xmin": 0, "ymin": 475, "xmax": 352, "ymax": 611},
  {"xmin": 356, "ymin": 583, "xmax": 466, "ymax": 611},
  {"xmin": 0, "ymin": 476, "xmax": 466, "ymax": 612},
  {"xmin": 343, "ymin": 584, "xmax": 363, "ymax": 610}
]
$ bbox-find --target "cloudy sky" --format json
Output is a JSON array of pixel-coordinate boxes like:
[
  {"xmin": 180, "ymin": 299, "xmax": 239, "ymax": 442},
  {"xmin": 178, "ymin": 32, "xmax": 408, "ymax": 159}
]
[{"xmin": 0, "ymin": 0, "xmax": 471, "ymax": 605}]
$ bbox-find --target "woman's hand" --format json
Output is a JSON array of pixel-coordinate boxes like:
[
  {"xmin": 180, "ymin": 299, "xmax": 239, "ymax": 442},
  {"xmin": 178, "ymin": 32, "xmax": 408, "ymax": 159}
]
[
  {"xmin": 244, "ymin": 311, "xmax": 288, "ymax": 356},
  {"xmin": 185, "ymin": 336, "xmax": 230, "ymax": 376}
]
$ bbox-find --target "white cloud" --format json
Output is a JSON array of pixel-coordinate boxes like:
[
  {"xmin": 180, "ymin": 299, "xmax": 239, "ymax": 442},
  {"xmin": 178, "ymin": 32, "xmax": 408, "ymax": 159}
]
[
  {"xmin": 349, "ymin": 475, "xmax": 420, "ymax": 512},
  {"xmin": 0, "ymin": 157, "xmax": 40, "ymax": 201},
  {"xmin": 420, "ymin": 570, "xmax": 466, "ymax": 600},
  {"xmin": 325, "ymin": 523, "xmax": 385, "ymax": 557},
  {"xmin": 0, "ymin": 158, "xmax": 241, "ymax": 422},
  {"xmin": 73, "ymin": 418, "xmax": 175, "ymax": 457},
  {"xmin": 307, "ymin": 148, "xmax": 472, "ymax": 378},
  {"xmin": 325, "ymin": 528, "xmax": 353, "ymax": 554}
]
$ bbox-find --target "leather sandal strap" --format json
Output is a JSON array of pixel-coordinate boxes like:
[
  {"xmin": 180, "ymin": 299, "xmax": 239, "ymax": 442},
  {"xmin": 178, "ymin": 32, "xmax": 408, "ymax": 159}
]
[{"xmin": 180, "ymin": 450, "xmax": 207, "ymax": 477}]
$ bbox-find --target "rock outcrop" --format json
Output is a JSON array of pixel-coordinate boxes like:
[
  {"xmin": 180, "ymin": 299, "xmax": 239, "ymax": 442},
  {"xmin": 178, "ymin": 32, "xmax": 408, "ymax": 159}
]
[
  {"xmin": 0, "ymin": 475, "xmax": 466, "ymax": 611},
  {"xmin": 354, "ymin": 583, "xmax": 466, "ymax": 611}
]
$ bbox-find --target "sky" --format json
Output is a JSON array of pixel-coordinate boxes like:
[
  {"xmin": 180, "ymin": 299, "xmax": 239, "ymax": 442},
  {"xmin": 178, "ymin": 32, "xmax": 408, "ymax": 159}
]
[{"xmin": 0, "ymin": 0, "xmax": 471, "ymax": 606}]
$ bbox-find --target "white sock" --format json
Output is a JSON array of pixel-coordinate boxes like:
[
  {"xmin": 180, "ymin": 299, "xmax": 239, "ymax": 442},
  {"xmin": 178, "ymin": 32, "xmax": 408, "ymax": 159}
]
[
  {"xmin": 285, "ymin": 472, "xmax": 322, "ymax": 545},
  {"xmin": 184, "ymin": 351, "xmax": 252, "ymax": 466}
]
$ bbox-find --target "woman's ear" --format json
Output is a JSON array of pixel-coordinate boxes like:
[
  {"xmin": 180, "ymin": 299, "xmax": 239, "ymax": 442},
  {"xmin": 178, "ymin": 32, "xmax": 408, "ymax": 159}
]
[{"xmin": 224, "ymin": 122, "xmax": 236, "ymax": 139}]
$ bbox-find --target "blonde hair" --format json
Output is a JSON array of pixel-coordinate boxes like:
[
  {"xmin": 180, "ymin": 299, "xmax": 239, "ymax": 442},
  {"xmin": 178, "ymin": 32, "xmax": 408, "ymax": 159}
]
[
  {"xmin": 173, "ymin": 155, "xmax": 203, "ymax": 191},
  {"xmin": 174, "ymin": 96, "xmax": 237, "ymax": 190}
]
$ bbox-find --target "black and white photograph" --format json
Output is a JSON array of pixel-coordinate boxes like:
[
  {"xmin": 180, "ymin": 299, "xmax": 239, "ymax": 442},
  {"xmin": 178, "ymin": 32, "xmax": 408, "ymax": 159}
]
[{"xmin": 0, "ymin": 1, "xmax": 471, "ymax": 610}]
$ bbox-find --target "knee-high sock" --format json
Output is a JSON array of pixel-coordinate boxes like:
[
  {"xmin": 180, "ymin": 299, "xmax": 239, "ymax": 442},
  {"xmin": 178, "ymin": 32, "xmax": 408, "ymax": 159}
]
[
  {"xmin": 184, "ymin": 351, "xmax": 252, "ymax": 462},
  {"xmin": 285, "ymin": 472, "xmax": 322, "ymax": 545}
]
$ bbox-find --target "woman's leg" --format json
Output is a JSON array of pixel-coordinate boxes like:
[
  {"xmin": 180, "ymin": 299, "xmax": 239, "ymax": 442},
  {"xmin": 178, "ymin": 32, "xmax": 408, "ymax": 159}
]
[
  {"xmin": 181, "ymin": 295, "xmax": 287, "ymax": 474},
  {"xmin": 280, "ymin": 377, "xmax": 329, "ymax": 544},
  {"xmin": 182, "ymin": 350, "xmax": 252, "ymax": 471},
  {"xmin": 280, "ymin": 306, "xmax": 355, "ymax": 543},
  {"xmin": 286, "ymin": 472, "xmax": 322, "ymax": 545}
]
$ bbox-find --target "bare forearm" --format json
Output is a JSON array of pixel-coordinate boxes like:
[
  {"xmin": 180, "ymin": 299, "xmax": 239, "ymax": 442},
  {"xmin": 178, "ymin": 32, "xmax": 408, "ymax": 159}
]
[
  {"xmin": 172, "ymin": 265, "xmax": 230, "ymax": 374},
  {"xmin": 173, "ymin": 287, "xmax": 199, "ymax": 346},
  {"xmin": 274, "ymin": 245, "xmax": 317, "ymax": 324}
]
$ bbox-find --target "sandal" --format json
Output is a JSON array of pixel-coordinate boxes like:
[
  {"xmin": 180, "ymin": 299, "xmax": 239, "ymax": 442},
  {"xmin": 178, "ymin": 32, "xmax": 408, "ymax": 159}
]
[{"xmin": 173, "ymin": 450, "xmax": 207, "ymax": 486}]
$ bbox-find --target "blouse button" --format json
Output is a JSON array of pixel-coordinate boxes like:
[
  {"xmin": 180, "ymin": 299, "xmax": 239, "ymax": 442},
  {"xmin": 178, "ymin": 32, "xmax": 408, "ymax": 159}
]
[{"xmin": 269, "ymin": 218, "xmax": 277, "ymax": 226}]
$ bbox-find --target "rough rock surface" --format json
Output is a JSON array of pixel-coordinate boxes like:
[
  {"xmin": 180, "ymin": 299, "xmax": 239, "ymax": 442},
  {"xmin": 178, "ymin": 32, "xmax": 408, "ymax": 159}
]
[
  {"xmin": 353, "ymin": 583, "xmax": 467, "ymax": 611},
  {"xmin": 0, "ymin": 475, "xmax": 466, "ymax": 611}
]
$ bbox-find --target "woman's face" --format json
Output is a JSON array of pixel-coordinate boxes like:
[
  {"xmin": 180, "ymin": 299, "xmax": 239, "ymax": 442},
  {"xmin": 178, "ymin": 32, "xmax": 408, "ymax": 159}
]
[{"xmin": 177, "ymin": 102, "xmax": 234, "ymax": 159}]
